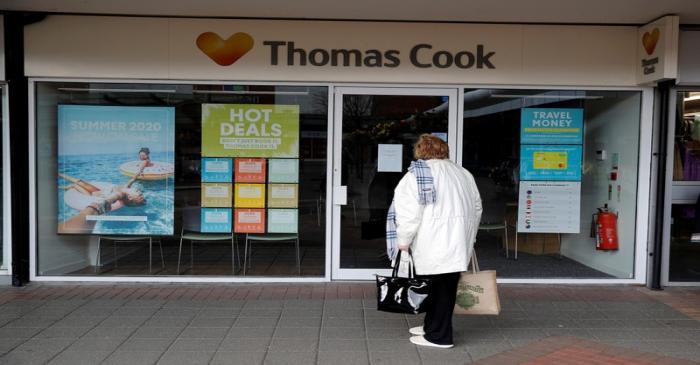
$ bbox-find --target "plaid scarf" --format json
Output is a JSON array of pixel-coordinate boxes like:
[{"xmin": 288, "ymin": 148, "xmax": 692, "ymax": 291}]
[{"xmin": 386, "ymin": 160, "xmax": 436, "ymax": 261}]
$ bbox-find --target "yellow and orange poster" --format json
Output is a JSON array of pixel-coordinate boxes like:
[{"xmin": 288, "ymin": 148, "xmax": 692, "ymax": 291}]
[
  {"xmin": 267, "ymin": 184, "xmax": 298, "ymax": 208},
  {"xmin": 234, "ymin": 183, "xmax": 266, "ymax": 208},
  {"xmin": 201, "ymin": 183, "xmax": 233, "ymax": 207},
  {"xmin": 234, "ymin": 209, "xmax": 265, "ymax": 233},
  {"xmin": 235, "ymin": 158, "xmax": 267, "ymax": 183}
]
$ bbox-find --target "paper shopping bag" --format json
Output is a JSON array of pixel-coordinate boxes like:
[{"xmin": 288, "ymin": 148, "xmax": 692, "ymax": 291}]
[{"xmin": 453, "ymin": 251, "xmax": 501, "ymax": 315}]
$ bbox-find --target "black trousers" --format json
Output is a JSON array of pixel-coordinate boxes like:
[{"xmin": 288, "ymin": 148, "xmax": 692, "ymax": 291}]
[{"xmin": 416, "ymin": 271, "xmax": 461, "ymax": 345}]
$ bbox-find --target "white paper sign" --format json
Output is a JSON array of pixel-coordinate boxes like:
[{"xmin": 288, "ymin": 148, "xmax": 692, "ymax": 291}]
[
  {"xmin": 517, "ymin": 181, "xmax": 581, "ymax": 233},
  {"xmin": 205, "ymin": 185, "xmax": 229, "ymax": 198},
  {"xmin": 378, "ymin": 144, "xmax": 403, "ymax": 172}
]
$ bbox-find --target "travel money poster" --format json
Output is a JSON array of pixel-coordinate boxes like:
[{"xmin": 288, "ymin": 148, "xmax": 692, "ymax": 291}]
[
  {"xmin": 201, "ymin": 104, "xmax": 300, "ymax": 158},
  {"xmin": 520, "ymin": 108, "xmax": 584, "ymax": 145},
  {"xmin": 519, "ymin": 145, "xmax": 583, "ymax": 181},
  {"xmin": 57, "ymin": 105, "xmax": 175, "ymax": 235},
  {"xmin": 517, "ymin": 107, "xmax": 583, "ymax": 234}
]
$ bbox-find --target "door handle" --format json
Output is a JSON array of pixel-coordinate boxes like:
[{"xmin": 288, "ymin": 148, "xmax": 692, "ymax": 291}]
[{"xmin": 333, "ymin": 186, "xmax": 348, "ymax": 205}]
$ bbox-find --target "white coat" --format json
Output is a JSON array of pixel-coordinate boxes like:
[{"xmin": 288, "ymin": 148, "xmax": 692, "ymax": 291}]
[{"xmin": 393, "ymin": 159, "xmax": 482, "ymax": 275}]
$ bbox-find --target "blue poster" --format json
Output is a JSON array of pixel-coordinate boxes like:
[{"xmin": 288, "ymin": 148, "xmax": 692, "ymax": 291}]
[
  {"xmin": 201, "ymin": 208, "xmax": 232, "ymax": 233},
  {"xmin": 202, "ymin": 158, "xmax": 233, "ymax": 182},
  {"xmin": 521, "ymin": 108, "xmax": 583, "ymax": 145},
  {"xmin": 520, "ymin": 145, "xmax": 582, "ymax": 181},
  {"xmin": 57, "ymin": 105, "xmax": 175, "ymax": 235}
]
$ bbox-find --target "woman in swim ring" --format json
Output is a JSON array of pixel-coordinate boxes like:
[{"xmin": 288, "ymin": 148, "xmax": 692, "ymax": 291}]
[{"xmin": 138, "ymin": 147, "xmax": 154, "ymax": 170}]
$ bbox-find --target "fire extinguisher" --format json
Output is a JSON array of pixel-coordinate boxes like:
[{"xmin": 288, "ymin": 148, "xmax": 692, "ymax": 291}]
[{"xmin": 592, "ymin": 204, "xmax": 619, "ymax": 250}]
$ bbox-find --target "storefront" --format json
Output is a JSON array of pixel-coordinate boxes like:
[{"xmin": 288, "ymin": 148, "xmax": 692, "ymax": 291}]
[
  {"xmin": 660, "ymin": 28, "xmax": 700, "ymax": 286},
  {"xmin": 24, "ymin": 15, "xmax": 655, "ymax": 283}
]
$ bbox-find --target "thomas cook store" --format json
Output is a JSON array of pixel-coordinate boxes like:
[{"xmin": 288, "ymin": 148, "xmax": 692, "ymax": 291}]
[{"xmin": 25, "ymin": 15, "xmax": 653, "ymax": 283}]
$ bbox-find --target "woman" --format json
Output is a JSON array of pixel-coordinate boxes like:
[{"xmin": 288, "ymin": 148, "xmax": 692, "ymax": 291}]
[
  {"xmin": 393, "ymin": 134, "xmax": 482, "ymax": 349},
  {"xmin": 138, "ymin": 147, "xmax": 155, "ymax": 169}
]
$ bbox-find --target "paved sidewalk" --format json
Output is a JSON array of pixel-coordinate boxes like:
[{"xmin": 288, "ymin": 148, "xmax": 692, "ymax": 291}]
[{"xmin": 0, "ymin": 283, "xmax": 698, "ymax": 364}]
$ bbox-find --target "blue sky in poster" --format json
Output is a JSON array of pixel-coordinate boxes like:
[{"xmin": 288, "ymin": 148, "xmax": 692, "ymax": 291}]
[
  {"xmin": 57, "ymin": 105, "xmax": 175, "ymax": 235},
  {"xmin": 520, "ymin": 145, "xmax": 582, "ymax": 181},
  {"xmin": 521, "ymin": 108, "xmax": 583, "ymax": 145}
]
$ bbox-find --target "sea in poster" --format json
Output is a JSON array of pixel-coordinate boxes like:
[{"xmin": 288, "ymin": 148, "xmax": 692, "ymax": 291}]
[{"xmin": 57, "ymin": 105, "xmax": 175, "ymax": 235}]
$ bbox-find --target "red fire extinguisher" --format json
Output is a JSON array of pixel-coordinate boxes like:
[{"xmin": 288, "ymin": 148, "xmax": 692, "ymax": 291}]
[{"xmin": 593, "ymin": 205, "xmax": 619, "ymax": 250}]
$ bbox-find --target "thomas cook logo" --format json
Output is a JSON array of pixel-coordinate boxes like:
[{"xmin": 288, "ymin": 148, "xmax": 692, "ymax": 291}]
[
  {"xmin": 642, "ymin": 28, "xmax": 660, "ymax": 55},
  {"xmin": 196, "ymin": 32, "xmax": 254, "ymax": 66}
]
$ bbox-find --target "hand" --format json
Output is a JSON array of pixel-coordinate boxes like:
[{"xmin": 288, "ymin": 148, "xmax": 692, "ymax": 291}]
[{"xmin": 398, "ymin": 245, "xmax": 410, "ymax": 252}]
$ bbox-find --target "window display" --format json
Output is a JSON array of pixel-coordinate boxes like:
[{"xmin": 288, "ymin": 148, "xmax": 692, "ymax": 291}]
[
  {"xmin": 35, "ymin": 82, "xmax": 328, "ymax": 277},
  {"xmin": 463, "ymin": 89, "xmax": 641, "ymax": 279}
]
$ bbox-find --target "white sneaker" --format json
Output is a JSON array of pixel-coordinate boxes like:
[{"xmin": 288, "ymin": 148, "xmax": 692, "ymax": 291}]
[
  {"xmin": 409, "ymin": 326, "xmax": 425, "ymax": 335},
  {"xmin": 410, "ymin": 335, "xmax": 454, "ymax": 349}
]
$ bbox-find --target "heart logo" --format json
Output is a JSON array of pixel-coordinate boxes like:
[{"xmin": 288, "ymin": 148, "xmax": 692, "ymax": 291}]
[
  {"xmin": 196, "ymin": 32, "xmax": 254, "ymax": 66},
  {"xmin": 642, "ymin": 28, "xmax": 660, "ymax": 56}
]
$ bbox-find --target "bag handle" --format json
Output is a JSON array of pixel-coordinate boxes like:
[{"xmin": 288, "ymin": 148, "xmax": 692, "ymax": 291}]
[
  {"xmin": 392, "ymin": 250, "xmax": 416, "ymax": 278},
  {"xmin": 469, "ymin": 250, "xmax": 480, "ymax": 274}
]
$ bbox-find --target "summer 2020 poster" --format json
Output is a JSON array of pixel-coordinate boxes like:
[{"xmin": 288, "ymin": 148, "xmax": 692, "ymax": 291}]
[{"xmin": 57, "ymin": 105, "xmax": 175, "ymax": 235}]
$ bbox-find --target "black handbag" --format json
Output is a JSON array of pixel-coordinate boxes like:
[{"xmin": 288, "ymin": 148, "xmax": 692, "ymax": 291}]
[{"xmin": 376, "ymin": 251, "xmax": 432, "ymax": 314}]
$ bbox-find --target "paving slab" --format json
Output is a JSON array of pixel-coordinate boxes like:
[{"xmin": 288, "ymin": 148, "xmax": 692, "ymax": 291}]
[{"xmin": 0, "ymin": 284, "xmax": 697, "ymax": 365}]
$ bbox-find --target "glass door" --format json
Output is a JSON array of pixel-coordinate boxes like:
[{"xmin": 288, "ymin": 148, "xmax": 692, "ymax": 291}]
[
  {"xmin": 663, "ymin": 89, "xmax": 700, "ymax": 285},
  {"xmin": 331, "ymin": 87, "xmax": 459, "ymax": 280}
]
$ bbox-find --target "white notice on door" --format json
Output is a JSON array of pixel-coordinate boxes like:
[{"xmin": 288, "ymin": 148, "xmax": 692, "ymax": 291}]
[
  {"xmin": 378, "ymin": 144, "xmax": 403, "ymax": 172},
  {"xmin": 517, "ymin": 181, "xmax": 581, "ymax": 233}
]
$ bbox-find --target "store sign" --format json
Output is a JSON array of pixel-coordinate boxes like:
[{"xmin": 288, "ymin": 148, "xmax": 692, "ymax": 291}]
[
  {"xmin": 636, "ymin": 15, "xmax": 679, "ymax": 85},
  {"xmin": 24, "ymin": 16, "xmax": 642, "ymax": 86},
  {"xmin": 57, "ymin": 105, "xmax": 175, "ymax": 235},
  {"xmin": 202, "ymin": 104, "xmax": 300, "ymax": 158},
  {"xmin": 197, "ymin": 31, "xmax": 497, "ymax": 69}
]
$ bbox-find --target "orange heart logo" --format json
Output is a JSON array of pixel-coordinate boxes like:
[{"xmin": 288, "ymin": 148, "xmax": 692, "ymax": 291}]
[
  {"xmin": 196, "ymin": 32, "xmax": 254, "ymax": 66},
  {"xmin": 642, "ymin": 28, "xmax": 660, "ymax": 56}
]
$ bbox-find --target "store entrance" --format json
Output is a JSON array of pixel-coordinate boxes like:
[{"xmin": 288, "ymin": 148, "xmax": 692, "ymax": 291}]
[
  {"xmin": 663, "ymin": 90, "xmax": 700, "ymax": 285},
  {"xmin": 330, "ymin": 87, "xmax": 459, "ymax": 280}
]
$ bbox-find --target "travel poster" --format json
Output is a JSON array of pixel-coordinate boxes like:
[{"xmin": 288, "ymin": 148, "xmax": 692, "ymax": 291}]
[
  {"xmin": 57, "ymin": 105, "xmax": 175, "ymax": 235},
  {"xmin": 234, "ymin": 183, "xmax": 266, "ymax": 208},
  {"xmin": 268, "ymin": 159, "xmax": 299, "ymax": 183},
  {"xmin": 517, "ymin": 181, "xmax": 581, "ymax": 233},
  {"xmin": 201, "ymin": 158, "xmax": 232, "ymax": 183},
  {"xmin": 521, "ymin": 108, "xmax": 584, "ymax": 145},
  {"xmin": 202, "ymin": 104, "xmax": 300, "ymax": 158},
  {"xmin": 201, "ymin": 183, "xmax": 232, "ymax": 208},
  {"xmin": 234, "ymin": 209, "xmax": 266, "ymax": 233},
  {"xmin": 267, "ymin": 184, "xmax": 299, "ymax": 208},
  {"xmin": 235, "ymin": 158, "xmax": 267, "ymax": 183},
  {"xmin": 520, "ymin": 145, "xmax": 582, "ymax": 181},
  {"xmin": 201, "ymin": 208, "xmax": 232, "ymax": 233},
  {"xmin": 268, "ymin": 209, "xmax": 299, "ymax": 233}
]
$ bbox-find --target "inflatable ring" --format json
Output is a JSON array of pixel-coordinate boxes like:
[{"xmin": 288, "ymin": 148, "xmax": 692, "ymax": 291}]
[{"xmin": 119, "ymin": 161, "xmax": 174, "ymax": 181}]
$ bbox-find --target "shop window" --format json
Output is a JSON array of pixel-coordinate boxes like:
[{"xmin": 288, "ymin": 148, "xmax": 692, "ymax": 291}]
[
  {"xmin": 35, "ymin": 82, "xmax": 328, "ymax": 277},
  {"xmin": 462, "ymin": 89, "xmax": 641, "ymax": 279},
  {"xmin": 673, "ymin": 92, "xmax": 700, "ymax": 181}
]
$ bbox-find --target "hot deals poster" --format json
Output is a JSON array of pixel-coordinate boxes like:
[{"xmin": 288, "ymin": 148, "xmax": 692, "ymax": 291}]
[
  {"xmin": 201, "ymin": 104, "xmax": 300, "ymax": 158},
  {"xmin": 57, "ymin": 105, "xmax": 175, "ymax": 235}
]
